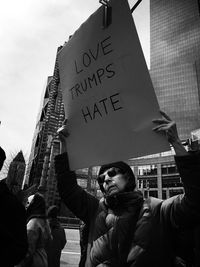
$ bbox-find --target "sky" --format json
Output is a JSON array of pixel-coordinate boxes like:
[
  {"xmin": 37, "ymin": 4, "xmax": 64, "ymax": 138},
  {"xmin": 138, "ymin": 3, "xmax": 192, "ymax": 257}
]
[{"xmin": 0, "ymin": 0, "xmax": 149, "ymax": 161}]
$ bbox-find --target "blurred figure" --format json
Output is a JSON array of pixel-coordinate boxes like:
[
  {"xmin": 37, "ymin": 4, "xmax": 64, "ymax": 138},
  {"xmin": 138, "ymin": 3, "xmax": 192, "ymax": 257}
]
[
  {"xmin": 17, "ymin": 193, "xmax": 52, "ymax": 267},
  {"xmin": 79, "ymin": 221, "xmax": 89, "ymax": 267},
  {"xmin": 46, "ymin": 205, "xmax": 66, "ymax": 267},
  {"xmin": 0, "ymin": 146, "xmax": 28, "ymax": 267}
]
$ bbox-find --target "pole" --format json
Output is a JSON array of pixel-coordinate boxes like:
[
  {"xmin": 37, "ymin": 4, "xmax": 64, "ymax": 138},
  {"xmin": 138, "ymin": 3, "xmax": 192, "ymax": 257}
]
[{"xmin": 131, "ymin": 0, "xmax": 143, "ymax": 13}]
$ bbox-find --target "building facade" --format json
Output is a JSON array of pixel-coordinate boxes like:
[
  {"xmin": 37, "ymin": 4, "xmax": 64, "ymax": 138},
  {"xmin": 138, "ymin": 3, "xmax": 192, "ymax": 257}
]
[
  {"xmin": 128, "ymin": 151, "xmax": 184, "ymax": 200},
  {"xmin": 24, "ymin": 46, "xmax": 65, "ymax": 208},
  {"xmin": 6, "ymin": 151, "xmax": 26, "ymax": 195},
  {"xmin": 150, "ymin": 0, "xmax": 200, "ymax": 140}
]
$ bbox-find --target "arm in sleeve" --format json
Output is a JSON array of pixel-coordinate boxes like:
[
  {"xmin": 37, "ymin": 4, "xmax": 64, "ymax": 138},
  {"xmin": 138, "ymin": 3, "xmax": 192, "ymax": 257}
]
[
  {"xmin": 55, "ymin": 153, "xmax": 99, "ymax": 224},
  {"xmin": 162, "ymin": 151, "xmax": 200, "ymax": 228}
]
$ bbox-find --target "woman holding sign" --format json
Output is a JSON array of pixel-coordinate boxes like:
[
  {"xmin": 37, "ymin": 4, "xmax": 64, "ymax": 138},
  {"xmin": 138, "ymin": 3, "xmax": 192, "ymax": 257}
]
[{"xmin": 54, "ymin": 111, "xmax": 200, "ymax": 267}]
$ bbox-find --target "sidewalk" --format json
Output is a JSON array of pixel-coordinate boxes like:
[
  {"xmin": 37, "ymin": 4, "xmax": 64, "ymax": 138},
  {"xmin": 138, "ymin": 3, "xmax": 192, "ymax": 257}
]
[{"xmin": 60, "ymin": 228, "xmax": 80, "ymax": 267}]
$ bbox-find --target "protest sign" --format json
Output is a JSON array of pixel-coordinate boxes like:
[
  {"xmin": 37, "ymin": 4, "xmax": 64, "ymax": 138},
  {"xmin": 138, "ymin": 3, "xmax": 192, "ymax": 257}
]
[{"xmin": 58, "ymin": 0, "xmax": 170, "ymax": 170}]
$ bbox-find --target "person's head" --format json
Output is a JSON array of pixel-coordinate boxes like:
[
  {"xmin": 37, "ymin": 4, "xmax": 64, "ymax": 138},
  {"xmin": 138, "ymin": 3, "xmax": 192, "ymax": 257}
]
[
  {"xmin": 47, "ymin": 205, "xmax": 58, "ymax": 219},
  {"xmin": 0, "ymin": 146, "xmax": 6, "ymax": 171},
  {"xmin": 97, "ymin": 161, "xmax": 136, "ymax": 197},
  {"xmin": 26, "ymin": 193, "xmax": 46, "ymax": 220}
]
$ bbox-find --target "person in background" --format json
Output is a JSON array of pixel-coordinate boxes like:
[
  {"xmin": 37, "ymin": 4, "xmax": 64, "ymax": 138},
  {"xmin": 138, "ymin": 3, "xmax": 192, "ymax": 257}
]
[
  {"xmin": 55, "ymin": 111, "xmax": 200, "ymax": 267},
  {"xmin": 79, "ymin": 221, "xmax": 89, "ymax": 267},
  {"xmin": 17, "ymin": 193, "xmax": 52, "ymax": 267},
  {"xmin": 46, "ymin": 205, "xmax": 67, "ymax": 267},
  {"xmin": 0, "ymin": 146, "xmax": 28, "ymax": 267}
]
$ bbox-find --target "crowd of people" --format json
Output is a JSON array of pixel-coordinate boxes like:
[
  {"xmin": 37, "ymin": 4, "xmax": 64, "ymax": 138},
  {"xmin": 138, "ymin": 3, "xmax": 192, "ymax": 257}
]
[
  {"xmin": 0, "ymin": 147, "xmax": 66, "ymax": 267},
  {"xmin": 0, "ymin": 110, "xmax": 200, "ymax": 267}
]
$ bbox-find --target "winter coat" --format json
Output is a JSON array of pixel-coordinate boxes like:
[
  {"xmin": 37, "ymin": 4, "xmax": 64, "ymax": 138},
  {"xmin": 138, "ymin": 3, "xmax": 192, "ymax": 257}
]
[
  {"xmin": 17, "ymin": 217, "xmax": 52, "ymax": 267},
  {"xmin": 0, "ymin": 180, "xmax": 28, "ymax": 267},
  {"xmin": 17, "ymin": 193, "xmax": 52, "ymax": 267},
  {"xmin": 55, "ymin": 151, "xmax": 200, "ymax": 267},
  {"xmin": 46, "ymin": 218, "xmax": 66, "ymax": 267}
]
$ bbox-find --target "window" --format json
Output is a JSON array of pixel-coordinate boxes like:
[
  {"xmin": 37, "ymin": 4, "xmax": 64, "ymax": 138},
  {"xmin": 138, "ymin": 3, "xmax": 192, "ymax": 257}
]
[
  {"xmin": 138, "ymin": 165, "xmax": 157, "ymax": 176},
  {"xmin": 137, "ymin": 178, "xmax": 157, "ymax": 189},
  {"xmin": 161, "ymin": 164, "xmax": 177, "ymax": 175},
  {"xmin": 162, "ymin": 177, "xmax": 182, "ymax": 187}
]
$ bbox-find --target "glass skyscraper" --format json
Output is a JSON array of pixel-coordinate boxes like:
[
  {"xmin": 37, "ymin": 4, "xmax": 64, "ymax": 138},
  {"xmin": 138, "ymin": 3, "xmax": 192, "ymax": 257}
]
[{"xmin": 150, "ymin": 0, "xmax": 200, "ymax": 140}]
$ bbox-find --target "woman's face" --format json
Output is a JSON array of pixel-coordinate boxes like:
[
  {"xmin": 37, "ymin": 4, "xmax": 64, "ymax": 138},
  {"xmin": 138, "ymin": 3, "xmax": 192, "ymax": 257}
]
[{"xmin": 99, "ymin": 167, "xmax": 128, "ymax": 196}]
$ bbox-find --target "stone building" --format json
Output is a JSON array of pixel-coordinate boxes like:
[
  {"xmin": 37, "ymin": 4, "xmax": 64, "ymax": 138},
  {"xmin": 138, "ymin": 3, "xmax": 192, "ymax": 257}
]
[{"xmin": 6, "ymin": 150, "xmax": 26, "ymax": 195}]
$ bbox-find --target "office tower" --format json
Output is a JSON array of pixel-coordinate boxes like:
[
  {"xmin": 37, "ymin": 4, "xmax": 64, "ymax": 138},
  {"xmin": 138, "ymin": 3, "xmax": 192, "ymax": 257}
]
[
  {"xmin": 150, "ymin": 0, "xmax": 200, "ymax": 140},
  {"xmin": 24, "ymin": 47, "xmax": 65, "ymax": 207}
]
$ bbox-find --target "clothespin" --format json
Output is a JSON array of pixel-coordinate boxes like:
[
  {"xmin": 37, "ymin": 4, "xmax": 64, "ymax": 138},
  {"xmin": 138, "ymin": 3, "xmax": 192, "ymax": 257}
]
[{"xmin": 99, "ymin": 0, "xmax": 112, "ymax": 28}]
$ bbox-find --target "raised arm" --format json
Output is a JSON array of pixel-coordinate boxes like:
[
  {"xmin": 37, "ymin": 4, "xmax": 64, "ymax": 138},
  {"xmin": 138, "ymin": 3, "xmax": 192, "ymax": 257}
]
[
  {"xmin": 153, "ymin": 111, "xmax": 200, "ymax": 227},
  {"xmin": 55, "ymin": 120, "xmax": 99, "ymax": 224},
  {"xmin": 152, "ymin": 110, "xmax": 188, "ymax": 156}
]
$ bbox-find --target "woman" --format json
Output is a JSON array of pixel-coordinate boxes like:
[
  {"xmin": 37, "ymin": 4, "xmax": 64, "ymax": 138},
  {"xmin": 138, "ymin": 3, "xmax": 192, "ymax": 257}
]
[{"xmin": 17, "ymin": 193, "xmax": 52, "ymax": 267}]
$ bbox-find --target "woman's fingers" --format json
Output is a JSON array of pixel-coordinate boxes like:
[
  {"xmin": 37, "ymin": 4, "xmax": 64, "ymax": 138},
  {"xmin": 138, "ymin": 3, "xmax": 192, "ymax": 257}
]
[
  {"xmin": 159, "ymin": 110, "xmax": 171, "ymax": 121},
  {"xmin": 152, "ymin": 118, "xmax": 169, "ymax": 124},
  {"xmin": 57, "ymin": 125, "xmax": 69, "ymax": 138},
  {"xmin": 152, "ymin": 124, "xmax": 169, "ymax": 131}
]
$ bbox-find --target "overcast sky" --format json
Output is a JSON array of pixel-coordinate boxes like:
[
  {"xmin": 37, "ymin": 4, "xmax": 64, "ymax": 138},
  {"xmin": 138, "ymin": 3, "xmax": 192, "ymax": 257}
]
[{"xmin": 0, "ymin": 0, "xmax": 149, "ymax": 161}]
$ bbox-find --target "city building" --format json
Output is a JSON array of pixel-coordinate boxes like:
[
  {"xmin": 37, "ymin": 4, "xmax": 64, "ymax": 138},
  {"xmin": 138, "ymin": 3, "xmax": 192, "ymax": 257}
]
[
  {"xmin": 6, "ymin": 150, "xmax": 26, "ymax": 195},
  {"xmin": 128, "ymin": 151, "xmax": 184, "ymax": 199},
  {"xmin": 150, "ymin": 0, "xmax": 200, "ymax": 140},
  {"xmin": 24, "ymin": 47, "xmax": 65, "ymax": 209}
]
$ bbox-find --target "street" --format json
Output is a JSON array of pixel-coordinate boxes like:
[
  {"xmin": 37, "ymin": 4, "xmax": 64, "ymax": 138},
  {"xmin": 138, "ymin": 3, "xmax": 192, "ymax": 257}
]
[{"xmin": 60, "ymin": 228, "xmax": 81, "ymax": 267}]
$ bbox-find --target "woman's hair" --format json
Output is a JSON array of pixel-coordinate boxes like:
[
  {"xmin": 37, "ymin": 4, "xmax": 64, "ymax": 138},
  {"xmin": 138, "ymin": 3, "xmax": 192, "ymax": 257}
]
[{"xmin": 98, "ymin": 161, "xmax": 136, "ymax": 193}]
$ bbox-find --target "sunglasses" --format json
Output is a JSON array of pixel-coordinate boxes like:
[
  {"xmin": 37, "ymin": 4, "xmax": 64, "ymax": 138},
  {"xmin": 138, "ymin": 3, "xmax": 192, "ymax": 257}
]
[{"xmin": 97, "ymin": 167, "xmax": 123, "ymax": 185}]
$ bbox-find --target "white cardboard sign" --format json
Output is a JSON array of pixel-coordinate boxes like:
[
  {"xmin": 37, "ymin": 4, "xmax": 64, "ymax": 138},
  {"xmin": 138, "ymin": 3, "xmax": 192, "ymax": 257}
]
[{"xmin": 58, "ymin": 0, "xmax": 170, "ymax": 170}]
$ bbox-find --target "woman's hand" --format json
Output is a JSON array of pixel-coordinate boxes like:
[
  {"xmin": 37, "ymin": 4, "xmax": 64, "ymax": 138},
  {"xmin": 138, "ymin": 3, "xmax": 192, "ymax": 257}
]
[
  {"xmin": 152, "ymin": 110, "xmax": 187, "ymax": 156},
  {"xmin": 57, "ymin": 119, "xmax": 69, "ymax": 153}
]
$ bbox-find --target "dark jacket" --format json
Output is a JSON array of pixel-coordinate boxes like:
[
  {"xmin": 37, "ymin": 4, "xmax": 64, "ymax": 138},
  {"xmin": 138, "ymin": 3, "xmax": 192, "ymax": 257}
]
[
  {"xmin": 79, "ymin": 222, "xmax": 90, "ymax": 267},
  {"xmin": 17, "ymin": 193, "xmax": 52, "ymax": 267},
  {"xmin": 46, "ymin": 218, "xmax": 66, "ymax": 267},
  {"xmin": 0, "ymin": 180, "xmax": 28, "ymax": 267},
  {"xmin": 55, "ymin": 152, "xmax": 200, "ymax": 267}
]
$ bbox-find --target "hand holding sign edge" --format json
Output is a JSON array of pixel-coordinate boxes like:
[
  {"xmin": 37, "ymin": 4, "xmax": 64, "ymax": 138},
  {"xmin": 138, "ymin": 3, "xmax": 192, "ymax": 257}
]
[{"xmin": 57, "ymin": 119, "xmax": 69, "ymax": 154}]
